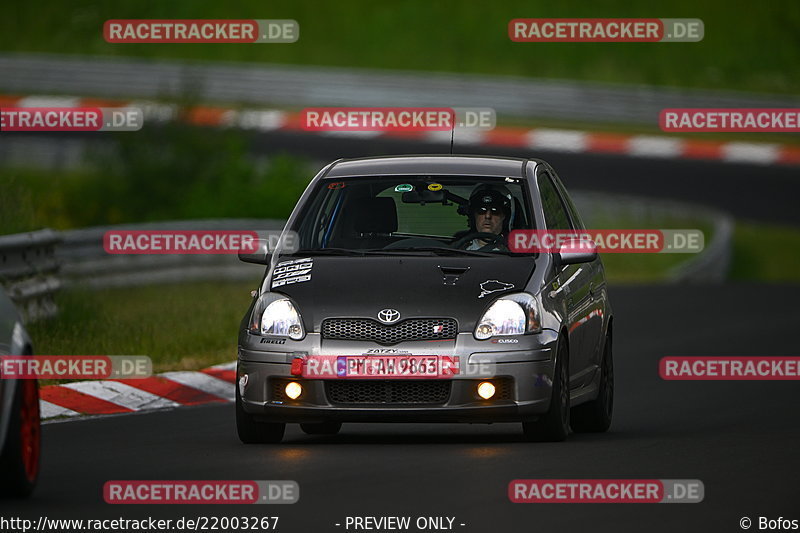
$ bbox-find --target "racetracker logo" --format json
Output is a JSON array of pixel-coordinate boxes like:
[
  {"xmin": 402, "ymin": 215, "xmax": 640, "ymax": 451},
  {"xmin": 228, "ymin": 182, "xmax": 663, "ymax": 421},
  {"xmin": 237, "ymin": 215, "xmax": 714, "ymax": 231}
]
[
  {"xmin": 509, "ymin": 18, "xmax": 703, "ymax": 42},
  {"xmin": 660, "ymin": 357, "xmax": 800, "ymax": 380},
  {"xmin": 104, "ymin": 19, "xmax": 298, "ymax": 43},
  {"xmin": 104, "ymin": 480, "xmax": 299, "ymax": 504},
  {"xmin": 660, "ymin": 109, "xmax": 800, "ymax": 132},
  {"xmin": 296, "ymin": 355, "xmax": 495, "ymax": 379},
  {"xmin": 0, "ymin": 355, "xmax": 151, "ymax": 379},
  {"xmin": 509, "ymin": 479, "xmax": 704, "ymax": 503},
  {"xmin": 508, "ymin": 230, "xmax": 704, "ymax": 254},
  {"xmin": 104, "ymin": 230, "xmax": 261, "ymax": 254},
  {"xmin": 300, "ymin": 107, "xmax": 497, "ymax": 132},
  {"xmin": 0, "ymin": 107, "xmax": 142, "ymax": 132}
]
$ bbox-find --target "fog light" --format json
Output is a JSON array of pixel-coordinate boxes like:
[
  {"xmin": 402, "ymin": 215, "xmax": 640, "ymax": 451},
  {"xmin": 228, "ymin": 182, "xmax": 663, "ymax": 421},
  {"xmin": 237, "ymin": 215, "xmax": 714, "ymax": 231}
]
[
  {"xmin": 477, "ymin": 381, "xmax": 496, "ymax": 400},
  {"xmin": 285, "ymin": 381, "xmax": 303, "ymax": 400}
]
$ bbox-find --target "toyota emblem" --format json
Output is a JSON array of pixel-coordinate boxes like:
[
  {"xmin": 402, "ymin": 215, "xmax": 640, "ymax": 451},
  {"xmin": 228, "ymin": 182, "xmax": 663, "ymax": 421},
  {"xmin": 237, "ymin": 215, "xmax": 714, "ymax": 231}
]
[{"xmin": 377, "ymin": 309, "xmax": 401, "ymax": 324}]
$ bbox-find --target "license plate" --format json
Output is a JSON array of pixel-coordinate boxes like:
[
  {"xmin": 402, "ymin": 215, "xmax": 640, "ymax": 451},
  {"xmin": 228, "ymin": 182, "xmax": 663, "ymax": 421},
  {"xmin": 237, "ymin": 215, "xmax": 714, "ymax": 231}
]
[
  {"xmin": 340, "ymin": 356, "xmax": 439, "ymax": 378},
  {"xmin": 301, "ymin": 355, "xmax": 459, "ymax": 379}
]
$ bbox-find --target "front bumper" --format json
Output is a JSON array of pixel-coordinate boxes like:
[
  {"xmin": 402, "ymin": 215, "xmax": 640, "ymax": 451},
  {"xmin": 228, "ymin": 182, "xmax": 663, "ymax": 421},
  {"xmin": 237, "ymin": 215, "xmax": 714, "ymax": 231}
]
[{"xmin": 237, "ymin": 331, "xmax": 558, "ymax": 424}]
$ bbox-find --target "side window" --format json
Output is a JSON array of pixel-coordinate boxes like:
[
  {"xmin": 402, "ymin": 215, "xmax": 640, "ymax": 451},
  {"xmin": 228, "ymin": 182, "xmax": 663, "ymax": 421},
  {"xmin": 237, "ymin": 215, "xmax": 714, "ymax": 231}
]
[
  {"xmin": 550, "ymin": 172, "xmax": 586, "ymax": 230},
  {"xmin": 537, "ymin": 173, "xmax": 573, "ymax": 230},
  {"xmin": 297, "ymin": 185, "xmax": 343, "ymax": 248}
]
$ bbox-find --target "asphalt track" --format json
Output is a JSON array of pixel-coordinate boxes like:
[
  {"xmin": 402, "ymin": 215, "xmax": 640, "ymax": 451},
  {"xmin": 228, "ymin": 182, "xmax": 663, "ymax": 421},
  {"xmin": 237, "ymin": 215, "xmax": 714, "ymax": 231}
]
[{"xmin": 4, "ymin": 284, "xmax": 799, "ymax": 532}]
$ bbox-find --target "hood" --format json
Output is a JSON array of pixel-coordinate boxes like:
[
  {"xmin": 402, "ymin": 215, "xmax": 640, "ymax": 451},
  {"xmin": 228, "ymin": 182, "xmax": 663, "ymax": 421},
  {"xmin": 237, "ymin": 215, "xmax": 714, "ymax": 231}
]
[{"xmin": 270, "ymin": 255, "xmax": 536, "ymax": 332}]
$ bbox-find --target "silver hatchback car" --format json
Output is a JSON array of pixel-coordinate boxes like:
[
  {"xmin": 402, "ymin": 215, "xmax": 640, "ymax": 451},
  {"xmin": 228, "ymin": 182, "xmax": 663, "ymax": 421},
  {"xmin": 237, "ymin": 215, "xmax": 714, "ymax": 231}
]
[{"xmin": 236, "ymin": 155, "xmax": 613, "ymax": 443}]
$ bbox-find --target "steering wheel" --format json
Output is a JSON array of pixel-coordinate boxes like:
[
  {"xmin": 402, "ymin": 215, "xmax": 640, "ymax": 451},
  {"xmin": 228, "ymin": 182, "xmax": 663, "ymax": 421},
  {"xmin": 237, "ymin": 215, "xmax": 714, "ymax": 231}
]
[{"xmin": 450, "ymin": 232, "xmax": 504, "ymax": 250}]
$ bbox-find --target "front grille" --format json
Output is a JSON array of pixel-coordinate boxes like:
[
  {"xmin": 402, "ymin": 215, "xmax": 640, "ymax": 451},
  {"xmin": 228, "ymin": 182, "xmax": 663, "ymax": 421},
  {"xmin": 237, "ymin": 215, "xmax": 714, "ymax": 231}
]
[
  {"xmin": 326, "ymin": 380, "xmax": 451, "ymax": 405},
  {"xmin": 321, "ymin": 318, "xmax": 457, "ymax": 345},
  {"xmin": 270, "ymin": 378, "xmax": 293, "ymax": 402},
  {"xmin": 492, "ymin": 377, "xmax": 514, "ymax": 401}
]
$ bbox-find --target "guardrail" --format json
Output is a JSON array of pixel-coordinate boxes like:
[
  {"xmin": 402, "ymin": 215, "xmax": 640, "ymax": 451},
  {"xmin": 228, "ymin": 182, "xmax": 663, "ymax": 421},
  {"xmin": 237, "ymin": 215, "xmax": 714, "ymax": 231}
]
[
  {"xmin": 0, "ymin": 197, "xmax": 733, "ymax": 322},
  {"xmin": 572, "ymin": 192, "xmax": 733, "ymax": 283},
  {"xmin": 59, "ymin": 219, "xmax": 285, "ymax": 289},
  {"xmin": 1, "ymin": 53, "xmax": 799, "ymax": 125},
  {"xmin": 0, "ymin": 229, "xmax": 62, "ymax": 322}
]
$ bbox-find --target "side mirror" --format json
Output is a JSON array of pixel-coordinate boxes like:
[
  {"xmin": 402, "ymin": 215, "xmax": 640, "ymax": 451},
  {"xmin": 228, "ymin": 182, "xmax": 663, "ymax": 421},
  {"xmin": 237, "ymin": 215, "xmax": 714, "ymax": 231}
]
[
  {"xmin": 557, "ymin": 237, "xmax": 597, "ymax": 265},
  {"xmin": 238, "ymin": 238, "xmax": 272, "ymax": 265}
]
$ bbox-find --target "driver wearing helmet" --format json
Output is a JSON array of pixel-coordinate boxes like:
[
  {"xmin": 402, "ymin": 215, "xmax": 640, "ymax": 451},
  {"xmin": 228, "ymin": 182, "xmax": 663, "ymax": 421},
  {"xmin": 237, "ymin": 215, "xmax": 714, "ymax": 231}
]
[{"xmin": 458, "ymin": 186, "xmax": 513, "ymax": 251}]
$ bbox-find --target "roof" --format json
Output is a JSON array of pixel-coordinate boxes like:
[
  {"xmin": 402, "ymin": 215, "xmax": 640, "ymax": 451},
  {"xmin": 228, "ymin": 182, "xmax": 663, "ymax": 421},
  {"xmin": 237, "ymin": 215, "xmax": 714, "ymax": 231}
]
[{"xmin": 324, "ymin": 154, "xmax": 540, "ymax": 178}]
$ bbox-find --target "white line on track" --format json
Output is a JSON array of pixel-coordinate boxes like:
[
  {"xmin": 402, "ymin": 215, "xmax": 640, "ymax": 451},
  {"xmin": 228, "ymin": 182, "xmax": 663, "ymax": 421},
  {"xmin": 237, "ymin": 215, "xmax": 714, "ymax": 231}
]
[
  {"xmin": 39, "ymin": 400, "xmax": 81, "ymax": 418},
  {"xmin": 161, "ymin": 371, "xmax": 235, "ymax": 401},
  {"xmin": 62, "ymin": 381, "xmax": 180, "ymax": 411}
]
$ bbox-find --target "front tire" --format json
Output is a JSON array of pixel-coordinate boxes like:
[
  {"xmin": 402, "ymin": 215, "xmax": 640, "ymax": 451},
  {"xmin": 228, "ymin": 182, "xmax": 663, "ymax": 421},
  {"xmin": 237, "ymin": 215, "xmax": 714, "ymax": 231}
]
[
  {"xmin": 571, "ymin": 333, "xmax": 614, "ymax": 433},
  {"xmin": 522, "ymin": 337, "xmax": 570, "ymax": 442},
  {"xmin": 0, "ymin": 379, "xmax": 41, "ymax": 498},
  {"xmin": 236, "ymin": 386, "xmax": 285, "ymax": 444}
]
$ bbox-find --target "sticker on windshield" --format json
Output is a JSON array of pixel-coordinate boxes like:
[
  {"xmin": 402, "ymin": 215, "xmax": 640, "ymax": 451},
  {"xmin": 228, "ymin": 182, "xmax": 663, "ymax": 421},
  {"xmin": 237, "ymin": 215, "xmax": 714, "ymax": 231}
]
[
  {"xmin": 427, "ymin": 183, "xmax": 443, "ymax": 191},
  {"xmin": 478, "ymin": 279, "xmax": 515, "ymax": 298},
  {"xmin": 272, "ymin": 257, "xmax": 313, "ymax": 288},
  {"xmin": 327, "ymin": 181, "xmax": 346, "ymax": 189},
  {"xmin": 394, "ymin": 183, "xmax": 414, "ymax": 192}
]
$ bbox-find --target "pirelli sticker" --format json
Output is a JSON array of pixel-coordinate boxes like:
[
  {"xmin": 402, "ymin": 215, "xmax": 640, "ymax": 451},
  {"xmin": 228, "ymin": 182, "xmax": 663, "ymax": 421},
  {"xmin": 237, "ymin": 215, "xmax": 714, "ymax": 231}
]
[{"xmin": 272, "ymin": 258, "xmax": 313, "ymax": 289}]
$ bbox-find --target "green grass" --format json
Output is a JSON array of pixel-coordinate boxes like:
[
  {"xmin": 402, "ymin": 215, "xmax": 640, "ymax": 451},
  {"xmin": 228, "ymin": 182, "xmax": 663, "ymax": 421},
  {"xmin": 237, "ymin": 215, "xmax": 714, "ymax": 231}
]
[
  {"xmin": 730, "ymin": 221, "xmax": 800, "ymax": 281},
  {"xmin": 2, "ymin": 0, "xmax": 799, "ymax": 95},
  {"xmin": 0, "ymin": 126, "xmax": 316, "ymax": 234},
  {"xmin": 28, "ymin": 281, "xmax": 257, "ymax": 381}
]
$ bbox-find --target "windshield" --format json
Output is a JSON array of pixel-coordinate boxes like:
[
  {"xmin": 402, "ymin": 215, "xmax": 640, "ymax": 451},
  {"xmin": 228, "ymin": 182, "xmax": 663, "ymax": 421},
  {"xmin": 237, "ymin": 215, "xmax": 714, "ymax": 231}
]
[{"xmin": 288, "ymin": 176, "xmax": 534, "ymax": 255}]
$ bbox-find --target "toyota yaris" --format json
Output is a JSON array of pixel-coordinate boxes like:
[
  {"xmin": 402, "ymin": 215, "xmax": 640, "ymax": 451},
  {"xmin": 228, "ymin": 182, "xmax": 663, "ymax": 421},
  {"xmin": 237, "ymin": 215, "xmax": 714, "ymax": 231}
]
[{"xmin": 236, "ymin": 155, "xmax": 613, "ymax": 443}]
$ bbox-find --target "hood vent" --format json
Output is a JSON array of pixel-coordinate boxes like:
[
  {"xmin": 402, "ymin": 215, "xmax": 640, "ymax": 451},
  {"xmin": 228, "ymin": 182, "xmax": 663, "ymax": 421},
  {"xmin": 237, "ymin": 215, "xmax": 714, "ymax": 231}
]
[{"xmin": 439, "ymin": 265, "xmax": 470, "ymax": 286}]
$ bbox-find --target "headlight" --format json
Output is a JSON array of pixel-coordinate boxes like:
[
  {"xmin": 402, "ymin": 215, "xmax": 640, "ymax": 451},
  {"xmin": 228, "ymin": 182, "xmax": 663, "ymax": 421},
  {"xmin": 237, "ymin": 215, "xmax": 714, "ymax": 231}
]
[
  {"xmin": 249, "ymin": 295, "xmax": 305, "ymax": 340},
  {"xmin": 474, "ymin": 293, "xmax": 541, "ymax": 340}
]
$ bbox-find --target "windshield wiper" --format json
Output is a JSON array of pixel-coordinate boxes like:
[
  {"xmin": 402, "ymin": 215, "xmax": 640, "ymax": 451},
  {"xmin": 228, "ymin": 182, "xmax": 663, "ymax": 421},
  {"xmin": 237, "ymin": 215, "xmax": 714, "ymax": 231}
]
[
  {"xmin": 377, "ymin": 247, "xmax": 496, "ymax": 257},
  {"xmin": 289, "ymin": 247, "xmax": 500, "ymax": 258},
  {"xmin": 290, "ymin": 248, "xmax": 369, "ymax": 256}
]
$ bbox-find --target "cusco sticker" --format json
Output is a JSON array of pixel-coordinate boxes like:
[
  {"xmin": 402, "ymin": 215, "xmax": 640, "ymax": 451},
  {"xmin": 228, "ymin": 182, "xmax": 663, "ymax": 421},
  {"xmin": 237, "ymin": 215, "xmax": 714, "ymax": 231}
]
[{"xmin": 395, "ymin": 183, "xmax": 414, "ymax": 192}]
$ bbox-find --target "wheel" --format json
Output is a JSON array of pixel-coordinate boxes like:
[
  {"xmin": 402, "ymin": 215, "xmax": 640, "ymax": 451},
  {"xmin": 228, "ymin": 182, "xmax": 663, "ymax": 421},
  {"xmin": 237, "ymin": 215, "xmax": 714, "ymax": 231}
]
[
  {"xmin": 0, "ymin": 379, "xmax": 41, "ymax": 498},
  {"xmin": 571, "ymin": 333, "xmax": 614, "ymax": 433},
  {"xmin": 522, "ymin": 337, "xmax": 570, "ymax": 442},
  {"xmin": 300, "ymin": 422, "xmax": 342, "ymax": 435},
  {"xmin": 236, "ymin": 386, "xmax": 285, "ymax": 444}
]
